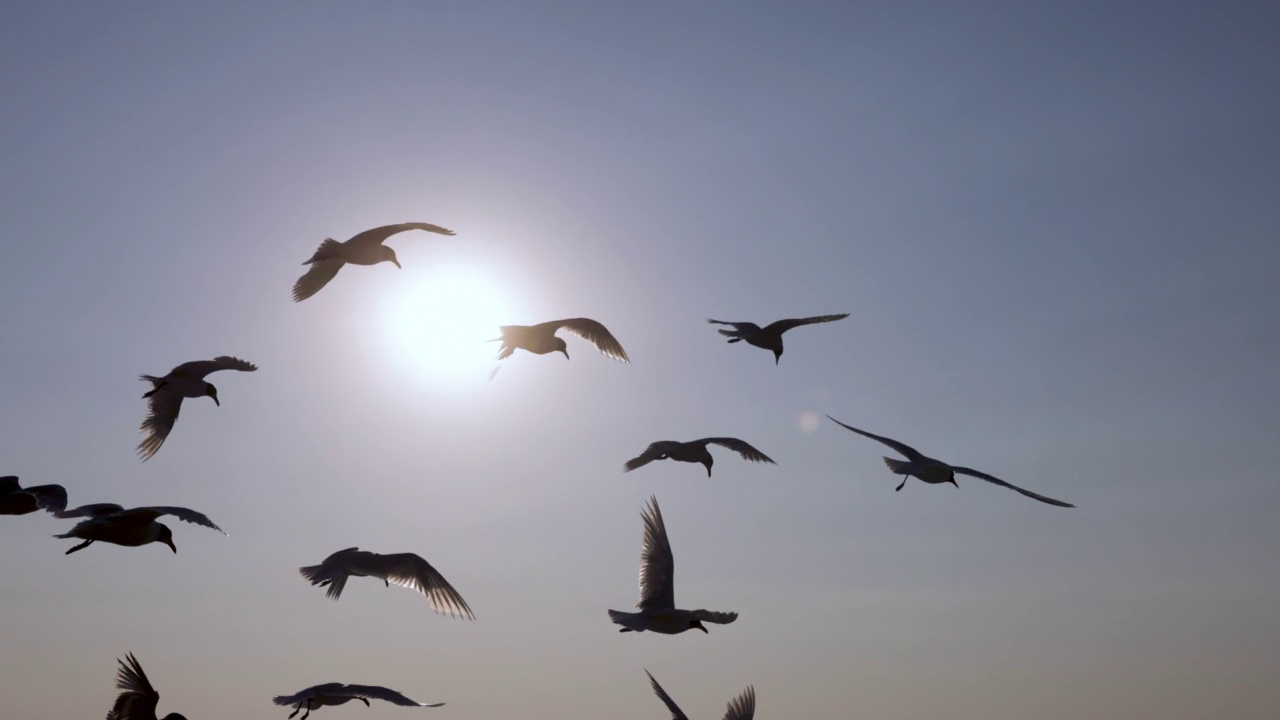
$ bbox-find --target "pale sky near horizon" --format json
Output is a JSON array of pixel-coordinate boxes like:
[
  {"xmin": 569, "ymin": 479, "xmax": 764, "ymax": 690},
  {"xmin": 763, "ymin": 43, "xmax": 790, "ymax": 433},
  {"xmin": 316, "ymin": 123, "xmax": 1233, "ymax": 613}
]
[{"xmin": 2, "ymin": 2, "xmax": 1279, "ymax": 719}]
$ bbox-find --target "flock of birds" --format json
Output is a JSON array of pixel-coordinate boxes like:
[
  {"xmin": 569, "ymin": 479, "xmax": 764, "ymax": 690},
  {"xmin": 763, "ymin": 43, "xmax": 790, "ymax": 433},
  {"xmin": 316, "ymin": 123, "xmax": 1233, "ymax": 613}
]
[{"xmin": 3, "ymin": 222, "xmax": 1076, "ymax": 719}]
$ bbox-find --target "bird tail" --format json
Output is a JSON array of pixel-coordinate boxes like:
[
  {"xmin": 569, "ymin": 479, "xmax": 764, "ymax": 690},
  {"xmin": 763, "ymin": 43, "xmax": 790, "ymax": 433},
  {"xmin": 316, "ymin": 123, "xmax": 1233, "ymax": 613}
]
[
  {"xmin": 302, "ymin": 238, "xmax": 341, "ymax": 265},
  {"xmin": 883, "ymin": 457, "xmax": 912, "ymax": 475},
  {"xmin": 300, "ymin": 564, "xmax": 348, "ymax": 600}
]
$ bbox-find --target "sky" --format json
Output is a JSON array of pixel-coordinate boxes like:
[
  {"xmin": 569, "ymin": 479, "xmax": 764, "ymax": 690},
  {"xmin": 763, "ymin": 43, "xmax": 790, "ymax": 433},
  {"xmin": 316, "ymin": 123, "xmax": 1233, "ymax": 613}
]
[{"xmin": 1, "ymin": 1, "xmax": 1278, "ymax": 718}]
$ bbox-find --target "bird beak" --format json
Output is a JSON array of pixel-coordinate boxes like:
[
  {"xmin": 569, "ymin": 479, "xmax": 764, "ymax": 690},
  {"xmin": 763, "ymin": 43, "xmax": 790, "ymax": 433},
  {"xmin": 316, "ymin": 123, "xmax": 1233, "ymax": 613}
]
[
  {"xmin": 212, "ymin": 396, "xmax": 220, "ymax": 407},
  {"xmin": 696, "ymin": 622, "xmax": 709, "ymax": 634},
  {"xmin": 163, "ymin": 539, "xmax": 177, "ymax": 553},
  {"xmin": 704, "ymin": 463, "xmax": 712, "ymax": 477},
  {"xmin": 560, "ymin": 349, "xmax": 570, "ymax": 360},
  {"xmin": 773, "ymin": 351, "xmax": 781, "ymax": 365},
  {"xmin": 948, "ymin": 478, "xmax": 958, "ymax": 487},
  {"xmin": 392, "ymin": 259, "xmax": 402, "ymax": 269}
]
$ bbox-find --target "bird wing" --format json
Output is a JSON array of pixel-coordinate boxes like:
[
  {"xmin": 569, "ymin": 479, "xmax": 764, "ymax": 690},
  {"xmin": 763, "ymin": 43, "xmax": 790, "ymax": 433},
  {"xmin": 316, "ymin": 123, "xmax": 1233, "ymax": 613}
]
[
  {"xmin": 118, "ymin": 506, "xmax": 227, "ymax": 534},
  {"xmin": 22, "ymin": 484, "xmax": 68, "ymax": 513},
  {"xmin": 109, "ymin": 653, "xmax": 160, "ymax": 720},
  {"xmin": 691, "ymin": 609, "xmax": 739, "ymax": 625},
  {"xmin": 273, "ymin": 683, "xmax": 344, "ymax": 706},
  {"xmin": 951, "ymin": 467, "xmax": 1076, "ymax": 508},
  {"xmin": 56, "ymin": 503, "xmax": 125, "ymax": 519},
  {"xmin": 722, "ymin": 686, "xmax": 756, "ymax": 720},
  {"xmin": 377, "ymin": 552, "xmax": 476, "ymax": 620},
  {"xmin": 623, "ymin": 441, "xmax": 682, "ymax": 472},
  {"xmin": 136, "ymin": 388, "xmax": 183, "ymax": 461},
  {"xmin": 700, "ymin": 438, "xmax": 777, "ymax": 465},
  {"xmin": 637, "ymin": 496, "xmax": 676, "ymax": 610},
  {"xmin": 293, "ymin": 259, "xmax": 344, "ymax": 302},
  {"xmin": 761, "ymin": 313, "xmax": 849, "ymax": 335},
  {"xmin": 344, "ymin": 684, "xmax": 441, "ymax": 707},
  {"xmin": 348, "ymin": 221, "xmax": 456, "ymax": 247},
  {"xmin": 170, "ymin": 356, "xmax": 259, "ymax": 379},
  {"xmin": 541, "ymin": 318, "xmax": 630, "ymax": 362},
  {"xmin": 706, "ymin": 319, "xmax": 759, "ymax": 332},
  {"xmin": 825, "ymin": 415, "xmax": 925, "ymax": 461},
  {"xmin": 644, "ymin": 671, "xmax": 690, "ymax": 720}
]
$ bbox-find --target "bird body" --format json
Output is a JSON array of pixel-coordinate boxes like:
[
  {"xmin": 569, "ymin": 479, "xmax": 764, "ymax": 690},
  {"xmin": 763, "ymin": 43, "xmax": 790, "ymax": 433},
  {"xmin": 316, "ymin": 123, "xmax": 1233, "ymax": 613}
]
[
  {"xmin": 55, "ymin": 504, "xmax": 226, "ymax": 554},
  {"xmin": 708, "ymin": 313, "xmax": 848, "ymax": 364},
  {"xmin": 103, "ymin": 653, "xmax": 187, "ymax": 720},
  {"xmin": 298, "ymin": 547, "xmax": 475, "ymax": 620},
  {"xmin": 137, "ymin": 356, "xmax": 258, "ymax": 461},
  {"xmin": 492, "ymin": 317, "xmax": 630, "ymax": 363},
  {"xmin": 0, "ymin": 476, "xmax": 67, "ymax": 515},
  {"xmin": 826, "ymin": 415, "xmax": 1075, "ymax": 507},
  {"xmin": 609, "ymin": 496, "xmax": 738, "ymax": 635},
  {"xmin": 274, "ymin": 683, "xmax": 443, "ymax": 720},
  {"xmin": 624, "ymin": 438, "xmax": 775, "ymax": 476},
  {"xmin": 292, "ymin": 222, "xmax": 456, "ymax": 302},
  {"xmin": 645, "ymin": 670, "xmax": 756, "ymax": 720}
]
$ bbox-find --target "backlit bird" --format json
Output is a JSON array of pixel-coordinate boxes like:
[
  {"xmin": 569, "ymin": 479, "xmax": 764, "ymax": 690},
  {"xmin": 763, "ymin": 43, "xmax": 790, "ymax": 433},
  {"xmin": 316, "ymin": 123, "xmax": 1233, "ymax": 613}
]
[
  {"xmin": 298, "ymin": 547, "xmax": 475, "ymax": 620},
  {"xmin": 0, "ymin": 475, "xmax": 67, "ymax": 516},
  {"xmin": 707, "ymin": 313, "xmax": 849, "ymax": 364},
  {"xmin": 292, "ymin": 222, "xmax": 456, "ymax": 302},
  {"xmin": 645, "ymin": 670, "xmax": 756, "ymax": 720},
  {"xmin": 490, "ymin": 317, "xmax": 630, "ymax": 378},
  {"xmin": 826, "ymin": 415, "xmax": 1075, "ymax": 507},
  {"xmin": 273, "ymin": 683, "xmax": 444, "ymax": 720},
  {"xmin": 608, "ymin": 495, "xmax": 738, "ymax": 635},
  {"xmin": 54, "ymin": 503, "xmax": 226, "ymax": 554},
  {"xmin": 624, "ymin": 438, "xmax": 776, "ymax": 477},
  {"xmin": 137, "ymin": 355, "xmax": 258, "ymax": 461},
  {"xmin": 104, "ymin": 652, "xmax": 188, "ymax": 720}
]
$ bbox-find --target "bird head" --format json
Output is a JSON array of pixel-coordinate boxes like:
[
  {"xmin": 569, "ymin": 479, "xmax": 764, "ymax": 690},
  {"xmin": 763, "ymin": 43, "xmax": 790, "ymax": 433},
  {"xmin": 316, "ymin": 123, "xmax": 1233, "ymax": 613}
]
[
  {"xmin": 157, "ymin": 524, "xmax": 177, "ymax": 553},
  {"xmin": 701, "ymin": 456, "xmax": 714, "ymax": 477},
  {"xmin": 689, "ymin": 619, "xmax": 709, "ymax": 634},
  {"xmin": 382, "ymin": 245, "xmax": 402, "ymax": 269},
  {"xmin": 555, "ymin": 337, "xmax": 570, "ymax": 359},
  {"xmin": 205, "ymin": 383, "xmax": 220, "ymax": 406}
]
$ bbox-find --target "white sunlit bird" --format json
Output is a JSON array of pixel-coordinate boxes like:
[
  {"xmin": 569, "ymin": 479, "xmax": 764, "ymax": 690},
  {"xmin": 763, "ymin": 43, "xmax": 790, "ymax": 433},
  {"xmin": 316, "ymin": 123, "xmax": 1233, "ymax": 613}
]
[
  {"xmin": 826, "ymin": 415, "xmax": 1075, "ymax": 508},
  {"xmin": 0, "ymin": 475, "xmax": 67, "ymax": 516},
  {"xmin": 136, "ymin": 355, "xmax": 258, "ymax": 461},
  {"xmin": 104, "ymin": 652, "xmax": 188, "ymax": 720},
  {"xmin": 273, "ymin": 683, "xmax": 444, "ymax": 720},
  {"xmin": 292, "ymin": 222, "xmax": 457, "ymax": 302},
  {"xmin": 707, "ymin": 313, "xmax": 849, "ymax": 364},
  {"xmin": 645, "ymin": 670, "xmax": 755, "ymax": 720},
  {"xmin": 608, "ymin": 495, "xmax": 738, "ymax": 635},
  {"xmin": 623, "ymin": 438, "xmax": 776, "ymax": 477},
  {"xmin": 54, "ymin": 503, "xmax": 227, "ymax": 554},
  {"xmin": 489, "ymin": 317, "xmax": 629, "ymax": 379},
  {"xmin": 298, "ymin": 547, "xmax": 475, "ymax": 620}
]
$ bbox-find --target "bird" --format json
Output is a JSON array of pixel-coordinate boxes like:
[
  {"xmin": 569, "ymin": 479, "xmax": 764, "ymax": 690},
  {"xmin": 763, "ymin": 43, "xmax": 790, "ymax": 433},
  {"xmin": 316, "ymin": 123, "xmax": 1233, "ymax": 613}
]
[
  {"xmin": 292, "ymin": 222, "xmax": 456, "ymax": 302},
  {"xmin": 104, "ymin": 652, "xmax": 187, "ymax": 720},
  {"xmin": 608, "ymin": 495, "xmax": 738, "ymax": 634},
  {"xmin": 136, "ymin": 355, "xmax": 258, "ymax": 461},
  {"xmin": 0, "ymin": 475, "xmax": 67, "ymax": 516},
  {"xmin": 54, "ymin": 503, "xmax": 226, "ymax": 554},
  {"xmin": 707, "ymin": 313, "xmax": 849, "ymax": 364},
  {"xmin": 273, "ymin": 683, "xmax": 444, "ymax": 720},
  {"xmin": 298, "ymin": 547, "xmax": 475, "ymax": 620},
  {"xmin": 826, "ymin": 415, "xmax": 1075, "ymax": 507},
  {"xmin": 623, "ymin": 438, "xmax": 776, "ymax": 477},
  {"xmin": 490, "ymin": 317, "xmax": 629, "ymax": 376},
  {"xmin": 645, "ymin": 670, "xmax": 756, "ymax": 720}
]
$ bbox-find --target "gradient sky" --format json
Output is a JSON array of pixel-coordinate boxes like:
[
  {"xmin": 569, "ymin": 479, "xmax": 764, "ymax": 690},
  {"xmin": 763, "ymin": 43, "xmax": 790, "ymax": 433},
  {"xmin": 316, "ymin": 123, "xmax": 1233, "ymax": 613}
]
[{"xmin": 2, "ymin": 2, "xmax": 1279, "ymax": 719}]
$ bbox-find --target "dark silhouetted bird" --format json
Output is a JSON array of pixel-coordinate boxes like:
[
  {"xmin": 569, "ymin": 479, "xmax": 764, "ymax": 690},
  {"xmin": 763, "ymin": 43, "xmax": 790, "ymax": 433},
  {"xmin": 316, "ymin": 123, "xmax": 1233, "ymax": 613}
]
[
  {"xmin": 707, "ymin": 313, "xmax": 849, "ymax": 364},
  {"xmin": 624, "ymin": 438, "xmax": 776, "ymax": 477},
  {"xmin": 274, "ymin": 683, "xmax": 444, "ymax": 720},
  {"xmin": 826, "ymin": 415, "xmax": 1075, "ymax": 507},
  {"xmin": 55, "ymin": 503, "xmax": 226, "ymax": 554},
  {"xmin": 490, "ymin": 317, "xmax": 629, "ymax": 377},
  {"xmin": 136, "ymin": 356, "xmax": 258, "ymax": 461},
  {"xmin": 298, "ymin": 547, "xmax": 474, "ymax": 620},
  {"xmin": 103, "ymin": 652, "xmax": 188, "ymax": 720},
  {"xmin": 292, "ymin": 222, "xmax": 456, "ymax": 302},
  {"xmin": 0, "ymin": 475, "xmax": 67, "ymax": 516},
  {"xmin": 645, "ymin": 670, "xmax": 756, "ymax": 720}
]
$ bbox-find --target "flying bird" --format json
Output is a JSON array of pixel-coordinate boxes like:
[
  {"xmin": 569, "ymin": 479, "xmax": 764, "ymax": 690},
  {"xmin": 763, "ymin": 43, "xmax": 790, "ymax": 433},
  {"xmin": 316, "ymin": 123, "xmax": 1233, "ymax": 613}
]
[
  {"xmin": 274, "ymin": 683, "xmax": 444, "ymax": 720},
  {"xmin": 826, "ymin": 415, "xmax": 1075, "ymax": 507},
  {"xmin": 645, "ymin": 670, "xmax": 756, "ymax": 720},
  {"xmin": 137, "ymin": 355, "xmax": 258, "ymax": 461},
  {"xmin": 624, "ymin": 438, "xmax": 776, "ymax": 477},
  {"xmin": 490, "ymin": 318, "xmax": 629, "ymax": 376},
  {"xmin": 292, "ymin": 222, "xmax": 456, "ymax": 302},
  {"xmin": 104, "ymin": 652, "xmax": 188, "ymax": 720},
  {"xmin": 0, "ymin": 475, "xmax": 67, "ymax": 516},
  {"xmin": 608, "ymin": 495, "xmax": 738, "ymax": 634},
  {"xmin": 707, "ymin": 313, "xmax": 849, "ymax": 364},
  {"xmin": 54, "ymin": 503, "xmax": 226, "ymax": 554},
  {"xmin": 298, "ymin": 547, "xmax": 475, "ymax": 620}
]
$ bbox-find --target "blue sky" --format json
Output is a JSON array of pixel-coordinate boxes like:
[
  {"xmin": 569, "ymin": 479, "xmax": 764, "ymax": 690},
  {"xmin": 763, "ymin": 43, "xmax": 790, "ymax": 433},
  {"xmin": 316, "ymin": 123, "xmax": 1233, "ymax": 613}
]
[{"xmin": 2, "ymin": 2, "xmax": 1278, "ymax": 718}]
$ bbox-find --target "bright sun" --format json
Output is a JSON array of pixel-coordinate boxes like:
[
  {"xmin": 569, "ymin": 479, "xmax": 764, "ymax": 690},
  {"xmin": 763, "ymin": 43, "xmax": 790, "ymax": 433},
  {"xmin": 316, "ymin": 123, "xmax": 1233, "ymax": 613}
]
[{"xmin": 381, "ymin": 265, "xmax": 513, "ymax": 389}]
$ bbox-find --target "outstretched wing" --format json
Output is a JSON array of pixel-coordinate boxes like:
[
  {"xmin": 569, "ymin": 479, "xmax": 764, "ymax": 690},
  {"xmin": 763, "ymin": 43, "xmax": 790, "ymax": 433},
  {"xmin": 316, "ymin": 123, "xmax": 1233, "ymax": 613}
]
[
  {"xmin": 722, "ymin": 686, "xmax": 756, "ymax": 720},
  {"xmin": 825, "ymin": 415, "xmax": 926, "ymax": 461},
  {"xmin": 22, "ymin": 484, "xmax": 68, "ymax": 513},
  {"xmin": 348, "ymin": 221, "xmax": 456, "ymax": 247},
  {"xmin": 691, "ymin": 609, "xmax": 739, "ymax": 625},
  {"xmin": 119, "ymin": 506, "xmax": 227, "ymax": 534},
  {"xmin": 344, "ymin": 684, "xmax": 443, "ymax": 707},
  {"xmin": 137, "ymin": 389, "xmax": 183, "ymax": 462},
  {"xmin": 170, "ymin": 356, "xmax": 259, "ymax": 379},
  {"xmin": 108, "ymin": 653, "xmax": 160, "ymax": 720},
  {"xmin": 762, "ymin": 313, "xmax": 849, "ymax": 335},
  {"xmin": 541, "ymin": 318, "xmax": 630, "ymax": 363},
  {"xmin": 644, "ymin": 671, "xmax": 690, "ymax": 720},
  {"xmin": 293, "ymin": 259, "xmax": 344, "ymax": 302},
  {"xmin": 623, "ymin": 441, "xmax": 682, "ymax": 472},
  {"xmin": 700, "ymin": 438, "xmax": 777, "ymax": 466},
  {"xmin": 273, "ymin": 683, "xmax": 344, "ymax": 706},
  {"xmin": 637, "ymin": 496, "xmax": 675, "ymax": 610},
  {"xmin": 56, "ymin": 503, "xmax": 125, "ymax": 519},
  {"xmin": 376, "ymin": 553, "xmax": 476, "ymax": 620},
  {"xmin": 951, "ymin": 467, "xmax": 1076, "ymax": 508}
]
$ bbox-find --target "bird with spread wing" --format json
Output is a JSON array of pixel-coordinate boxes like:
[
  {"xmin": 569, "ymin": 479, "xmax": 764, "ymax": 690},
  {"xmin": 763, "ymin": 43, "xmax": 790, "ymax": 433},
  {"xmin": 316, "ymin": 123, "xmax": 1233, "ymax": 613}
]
[
  {"xmin": 0, "ymin": 475, "xmax": 67, "ymax": 516},
  {"xmin": 298, "ymin": 547, "xmax": 474, "ymax": 620},
  {"xmin": 489, "ymin": 317, "xmax": 629, "ymax": 378},
  {"xmin": 624, "ymin": 438, "xmax": 776, "ymax": 477},
  {"xmin": 136, "ymin": 355, "xmax": 258, "ymax": 461},
  {"xmin": 707, "ymin": 313, "xmax": 848, "ymax": 364},
  {"xmin": 55, "ymin": 503, "xmax": 226, "ymax": 554},
  {"xmin": 292, "ymin": 222, "xmax": 456, "ymax": 302},
  {"xmin": 103, "ymin": 652, "xmax": 188, "ymax": 720},
  {"xmin": 645, "ymin": 670, "xmax": 756, "ymax": 720},
  {"xmin": 273, "ymin": 683, "xmax": 444, "ymax": 720}
]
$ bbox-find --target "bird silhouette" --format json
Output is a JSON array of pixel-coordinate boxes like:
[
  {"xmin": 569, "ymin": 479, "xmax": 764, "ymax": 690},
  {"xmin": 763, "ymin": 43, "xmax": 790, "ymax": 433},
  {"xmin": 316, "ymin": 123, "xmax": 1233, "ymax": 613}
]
[
  {"xmin": 137, "ymin": 356, "xmax": 258, "ymax": 461},
  {"xmin": 298, "ymin": 547, "xmax": 475, "ymax": 620},
  {"xmin": 55, "ymin": 503, "xmax": 226, "ymax": 554},
  {"xmin": 645, "ymin": 670, "xmax": 756, "ymax": 720},
  {"xmin": 624, "ymin": 438, "xmax": 776, "ymax": 477},
  {"xmin": 707, "ymin": 313, "xmax": 849, "ymax": 364},
  {"xmin": 292, "ymin": 222, "xmax": 456, "ymax": 302},
  {"xmin": 273, "ymin": 683, "xmax": 444, "ymax": 720},
  {"xmin": 0, "ymin": 475, "xmax": 67, "ymax": 516},
  {"xmin": 490, "ymin": 317, "xmax": 629, "ymax": 378},
  {"xmin": 104, "ymin": 652, "xmax": 188, "ymax": 720}
]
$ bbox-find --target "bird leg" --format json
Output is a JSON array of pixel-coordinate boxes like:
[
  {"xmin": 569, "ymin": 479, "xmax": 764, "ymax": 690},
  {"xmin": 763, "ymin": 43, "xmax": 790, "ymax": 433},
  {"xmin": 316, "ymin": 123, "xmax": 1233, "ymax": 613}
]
[
  {"xmin": 288, "ymin": 701, "xmax": 302, "ymax": 719},
  {"xmin": 384, "ymin": 579, "xmax": 390, "ymax": 587},
  {"xmin": 619, "ymin": 628, "xmax": 633, "ymax": 633},
  {"xmin": 298, "ymin": 699, "xmax": 313, "ymax": 720},
  {"xmin": 65, "ymin": 539, "xmax": 94, "ymax": 554},
  {"xmin": 895, "ymin": 475, "xmax": 909, "ymax": 492}
]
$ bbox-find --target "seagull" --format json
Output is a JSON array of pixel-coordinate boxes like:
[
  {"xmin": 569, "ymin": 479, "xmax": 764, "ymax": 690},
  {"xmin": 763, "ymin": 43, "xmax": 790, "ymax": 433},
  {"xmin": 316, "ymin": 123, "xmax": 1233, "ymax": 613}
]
[
  {"xmin": 624, "ymin": 438, "xmax": 776, "ymax": 477},
  {"xmin": 707, "ymin": 313, "xmax": 849, "ymax": 364},
  {"xmin": 273, "ymin": 683, "xmax": 444, "ymax": 720},
  {"xmin": 137, "ymin": 355, "xmax": 258, "ymax": 461},
  {"xmin": 645, "ymin": 670, "xmax": 755, "ymax": 720},
  {"xmin": 490, "ymin": 317, "xmax": 629, "ymax": 377},
  {"xmin": 292, "ymin": 222, "xmax": 457, "ymax": 302},
  {"xmin": 0, "ymin": 475, "xmax": 67, "ymax": 516},
  {"xmin": 608, "ymin": 495, "xmax": 738, "ymax": 634},
  {"xmin": 104, "ymin": 652, "xmax": 187, "ymax": 720},
  {"xmin": 826, "ymin": 415, "xmax": 1075, "ymax": 507},
  {"xmin": 298, "ymin": 547, "xmax": 475, "ymax": 619},
  {"xmin": 54, "ymin": 503, "xmax": 226, "ymax": 554}
]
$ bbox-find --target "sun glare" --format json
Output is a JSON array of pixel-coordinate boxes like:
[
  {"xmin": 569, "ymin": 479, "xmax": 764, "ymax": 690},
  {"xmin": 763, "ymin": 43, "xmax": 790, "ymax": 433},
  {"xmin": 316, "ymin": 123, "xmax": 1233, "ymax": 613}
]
[{"xmin": 381, "ymin": 265, "xmax": 513, "ymax": 389}]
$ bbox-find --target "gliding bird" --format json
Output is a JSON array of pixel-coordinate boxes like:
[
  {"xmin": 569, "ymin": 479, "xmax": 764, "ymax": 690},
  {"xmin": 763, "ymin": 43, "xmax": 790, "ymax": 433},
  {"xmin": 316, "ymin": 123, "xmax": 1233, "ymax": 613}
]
[
  {"xmin": 137, "ymin": 355, "xmax": 258, "ymax": 461},
  {"xmin": 55, "ymin": 503, "xmax": 226, "ymax": 554},
  {"xmin": 707, "ymin": 313, "xmax": 849, "ymax": 364},
  {"xmin": 0, "ymin": 475, "xmax": 67, "ymax": 515},
  {"xmin": 103, "ymin": 652, "xmax": 188, "ymax": 720},
  {"xmin": 623, "ymin": 438, "xmax": 776, "ymax": 477},
  {"xmin": 645, "ymin": 670, "xmax": 756, "ymax": 720},
  {"xmin": 273, "ymin": 683, "xmax": 444, "ymax": 720},
  {"xmin": 491, "ymin": 317, "xmax": 630, "ymax": 371},
  {"xmin": 292, "ymin": 222, "xmax": 456, "ymax": 302},
  {"xmin": 298, "ymin": 547, "xmax": 475, "ymax": 620}
]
